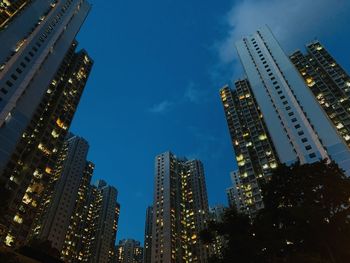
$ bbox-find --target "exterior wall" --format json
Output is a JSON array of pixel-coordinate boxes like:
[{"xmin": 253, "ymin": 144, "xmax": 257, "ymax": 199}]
[
  {"xmin": 116, "ymin": 239, "xmax": 143, "ymax": 263},
  {"xmin": 151, "ymin": 152, "xmax": 209, "ymax": 263},
  {"xmin": 290, "ymin": 42, "xmax": 350, "ymax": 148},
  {"xmin": 0, "ymin": 0, "xmax": 92, "ymax": 246},
  {"xmin": 235, "ymin": 26, "xmax": 350, "ymax": 174},
  {"xmin": 143, "ymin": 206, "xmax": 153, "ymax": 263},
  {"xmin": 226, "ymin": 171, "xmax": 244, "ymax": 211},
  {"xmin": 89, "ymin": 181, "xmax": 119, "ymax": 263},
  {"xmin": 29, "ymin": 135, "xmax": 90, "ymax": 250},
  {"xmin": 220, "ymin": 81, "xmax": 278, "ymax": 214}
]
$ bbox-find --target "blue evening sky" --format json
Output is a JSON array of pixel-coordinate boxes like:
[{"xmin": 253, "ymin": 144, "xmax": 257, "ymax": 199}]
[{"xmin": 71, "ymin": 0, "xmax": 350, "ymax": 244}]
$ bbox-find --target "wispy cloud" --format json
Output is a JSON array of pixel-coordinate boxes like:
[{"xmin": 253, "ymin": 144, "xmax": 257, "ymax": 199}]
[
  {"xmin": 149, "ymin": 82, "xmax": 208, "ymax": 113},
  {"xmin": 148, "ymin": 100, "xmax": 173, "ymax": 114},
  {"xmin": 217, "ymin": 0, "xmax": 350, "ymax": 70}
]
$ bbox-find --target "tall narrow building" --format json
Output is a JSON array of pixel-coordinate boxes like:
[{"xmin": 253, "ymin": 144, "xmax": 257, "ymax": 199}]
[
  {"xmin": 226, "ymin": 170, "xmax": 244, "ymax": 212},
  {"xmin": 221, "ymin": 26, "xmax": 350, "ymax": 214},
  {"xmin": 151, "ymin": 152, "xmax": 209, "ymax": 263},
  {"xmin": 290, "ymin": 41, "xmax": 350, "ymax": 146},
  {"xmin": 143, "ymin": 206, "xmax": 153, "ymax": 263},
  {"xmin": 0, "ymin": 0, "xmax": 92, "ymax": 246},
  {"xmin": 234, "ymin": 26, "xmax": 350, "ymax": 172},
  {"xmin": 116, "ymin": 239, "xmax": 143, "ymax": 263},
  {"xmin": 89, "ymin": 180, "xmax": 120, "ymax": 263},
  {"xmin": 29, "ymin": 135, "xmax": 93, "ymax": 252},
  {"xmin": 220, "ymin": 81, "xmax": 278, "ymax": 213}
]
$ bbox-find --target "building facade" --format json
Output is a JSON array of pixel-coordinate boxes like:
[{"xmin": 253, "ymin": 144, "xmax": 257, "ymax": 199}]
[
  {"xmin": 221, "ymin": 26, "xmax": 350, "ymax": 215},
  {"xmin": 226, "ymin": 170, "xmax": 244, "ymax": 212},
  {"xmin": 116, "ymin": 239, "xmax": 143, "ymax": 263},
  {"xmin": 290, "ymin": 41, "xmax": 350, "ymax": 147},
  {"xmin": 151, "ymin": 151, "xmax": 209, "ymax": 263},
  {"xmin": 0, "ymin": 0, "xmax": 92, "ymax": 246},
  {"xmin": 143, "ymin": 206, "xmax": 153, "ymax": 263},
  {"xmin": 220, "ymin": 80, "xmax": 278, "ymax": 214}
]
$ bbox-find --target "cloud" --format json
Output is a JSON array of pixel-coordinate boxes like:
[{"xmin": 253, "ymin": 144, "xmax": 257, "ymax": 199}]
[
  {"xmin": 148, "ymin": 100, "xmax": 173, "ymax": 113},
  {"xmin": 184, "ymin": 81, "xmax": 208, "ymax": 104},
  {"xmin": 218, "ymin": 0, "xmax": 350, "ymax": 67}
]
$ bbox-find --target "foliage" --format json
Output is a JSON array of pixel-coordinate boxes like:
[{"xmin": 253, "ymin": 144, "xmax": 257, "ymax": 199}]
[{"xmin": 201, "ymin": 161, "xmax": 350, "ymax": 263}]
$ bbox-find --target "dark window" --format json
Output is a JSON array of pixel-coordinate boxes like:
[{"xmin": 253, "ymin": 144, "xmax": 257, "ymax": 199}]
[
  {"xmin": 288, "ymin": 112, "xmax": 294, "ymax": 116},
  {"xmin": 273, "ymin": 81, "xmax": 278, "ymax": 85},
  {"xmin": 305, "ymin": 145, "xmax": 312, "ymax": 150},
  {"xmin": 275, "ymin": 86, "xmax": 280, "ymax": 90},
  {"xmin": 277, "ymin": 90, "xmax": 282, "ymax": 94},
  {"xmin": 286, "ymin": 106, "xmax": 291, "ymax": 110},
  {"xmin": 268, "ymin": 73, "xmax": 273, "ymax": 76},
  {"xmin": 32, "ymin": 47, "xmax": 38, "ymax": 52},
  {"xmin": 309, "ymin": 153, "xmax": 316, "ymax": 158},
  {"xmin": 16, "ymin": 68, "xmax": 22, "ymax": 74},
  {"xmin": 11, "ymin": 74, "xmax": 17, "ymax": 80},
  {"xmin": 291, "ymin": 118, "xmax": 297, "ymax": 122},
  {"xmin": 24, "ymin": 57, "xmax": 30, "ymax": 62},
  {"xmin": 283, "ymin": 101, "xmax": 288, "ymax": 105},
  {"xmin": 280, "ymin": 96, "xmax": 285, "ymax": 99},
  {"xmin": 1, "ymin": 88, "xmax": 7, "ymax": 94},
  {"xmin": 298, "ymin": 130, "xmax": 304, "ymax": 135},
  {"xmin": 263, "ymin": 61, "xmax": 267, "ymax": 64},
  {"xmin": 295, "ymin": 124, "xmax": 301, "ymax": 129},
  {"xmin": 20, "ymin": 62, "xmax": 26, "ymax": 68},
  {"xmin": 6, "ymin": 81, "xmax": 13, "ymax": 87},
  {"xmin": 301, "ymin": 138, "xmax": 308, "ymax": 143},
  {"xmin": 29, "ymin": 51, "xmax": 34, "ymax": 57},
  {"xmin": 271, "ymin": 77, "xmax": 276, "ymax": 81}
]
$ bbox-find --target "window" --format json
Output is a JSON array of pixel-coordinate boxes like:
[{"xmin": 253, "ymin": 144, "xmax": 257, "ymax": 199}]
[
  {"xmin": 16, "ymin": 68, "xmax": 22, "ymax": 74},
  {"xmin": 283, "ymin": 101, "xmax": 288, "ymax": 105},
  {"xmin": 291, "ymin": 118, "xmax": 297, "ymax": 122},
  {"xmin": 273, "ymin": 81, "xmax": 278, "ymax": 85},
  {"xmin": 280, "ymin": 96, "xmax": 285, "ymax": 99},
  {"xmin": 288, "ymin": 112, "xmax": 294, "ymax": 116},
  {"xmin": 298, "ymin": 131, "xmax": 304, "ymax": 136},
  {"xmin": 301, "ymin": 138, "xmax": 308, "ymax": 143},
  {"xmin": 11, "ymin": 74, "xmax": 17, "ymax": 80},
  {"xmin": 286, "ymin": 106, "xmax": 291, "ymax": 110},
  {"xmin": 29, "ymin": 51, "xmax": 34, "ymax": 57},
  {"xmin": 24, "ymin": 56, "xmax": 30, "ymax": 62},
  {"xmin": 20, "ymin": 62, "xmax": 26, "ymax": 68},
  {"xmin": 277, "ymin": 90, "xmax": 282, "ymax": 94},
  {"xmin": 295, "ymin": 124, "xmax": 301, "ymax": 129},
  {"xmin": 1, "ymin": 88, "xmax": 8, "ymax": 94},
  {"xmin": 305, "ymin": 145, "xmax": 312, "ymax": 150},
  {"xmin": 32, "ymin": 47, "xmax": 38, "ymax": 52},
  {"xmin": 309, "ymin": 153, "xmax": 316, "ymax": 158},
  {"xmin": 6, "ymin": 81, "xmax": 13, "ymax": 87}
]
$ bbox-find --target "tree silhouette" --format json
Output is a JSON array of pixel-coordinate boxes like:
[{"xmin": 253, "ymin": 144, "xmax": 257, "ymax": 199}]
[{"xmin": 201, "ymin": 161, "xmax": 350, "ymax": 263}]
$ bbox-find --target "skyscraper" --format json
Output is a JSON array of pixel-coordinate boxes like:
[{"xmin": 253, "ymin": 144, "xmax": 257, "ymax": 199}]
[
  {"xmin": 29, "ymin": 135, "xmax": 93, "ymax": 251},
  {"xmin": 0, "ymin": 0, "xmax": 92, "ymax": 246},
  {"xmin": 290, "ymin": 41, "xmax": 350, "ymax": 146},
  {"xmin": 220, "ymin": 81, "xmax": 278, "ymax": 213},
  {"xmin": 151, "ymin": 151, "xmax": 209, "ymax": 263},
  {"xmin": 89, "ymin": 180, "xmax": 120, "ymax": 263},
  {"xmin": 221, "ymin": 26, "xmax": 350, "ymax": 214},
  {"xmin": 116, "ymin": 239, "xmax": 143, "ymax": 263},
  {"xmin": 226, "ymin": 170, "xmax": 244, "ymax": 212},
  {"xmin": 234, "ymin": 26, "xmax": 350, "ymax": 172},
  {"xmin": 143, "ymin": 206, "xmax": 153, "ymax": 263}
]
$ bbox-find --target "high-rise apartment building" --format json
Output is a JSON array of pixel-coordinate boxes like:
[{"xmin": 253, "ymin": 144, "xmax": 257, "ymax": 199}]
[
  {"xmin": 226, "ymin": 170, "xmax": 244, "ymax": 212},
  {"xmin": 88, "ymin": 180, "xmax": 120, "ymax": 263},
  {"xmin": 290, "ymin": 42, "xmax": 350, "ymax": 146},
  {"xmin": 151, "ymin": 151, "xmax": 209, "ymax": 263},
  {"xmin": 208, "ymin": 205, "xmax": 227, "ymax": 260},
  {"xmin": 29, "ymin": 135, "xmax": 93, "ymax": 251},
  {"xmin": 220, "ymin": 80, "xmax": 278, "ymax": 213},
  {"xmin": 116, "ymin": 239, "xmax": 143, "ymax": 263},
  {"xmin": 143, "ymin": 206, "xmax": 153, "ymax": 263},
  {"xmin": 221, "ymin": 26, "xmax": 350, "ymax": 214},
  {"xmin": 0, "ymin": 0, "xmax": 92, "ymax": 246}
]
